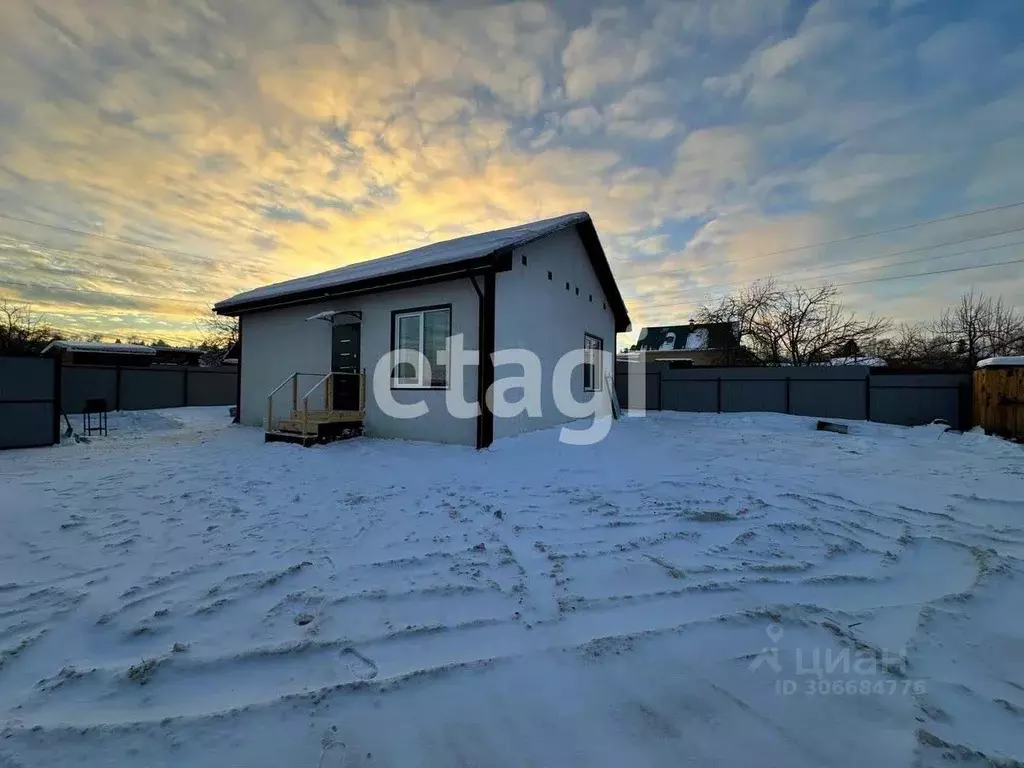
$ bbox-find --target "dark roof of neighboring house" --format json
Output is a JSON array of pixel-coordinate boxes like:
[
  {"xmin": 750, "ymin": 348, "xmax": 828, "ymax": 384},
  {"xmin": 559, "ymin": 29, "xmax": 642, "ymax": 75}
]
[
  {"xmin": 635, "ymin": 322, "xmax": 739, "ymax": 352},
  {"xmin": 40, "ymin": 340, "xmax": 155, "ymax": 356},
  {"xmin": 221, "ymin": 340, "xmax": 240, "ymax": 365},
  {"xmin": 214, "ymin": 212, "xmax": 631, "ymax": 332}
]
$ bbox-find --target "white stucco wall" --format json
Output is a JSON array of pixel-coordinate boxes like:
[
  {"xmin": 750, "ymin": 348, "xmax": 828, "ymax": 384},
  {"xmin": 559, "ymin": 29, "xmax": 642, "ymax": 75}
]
[
  {"xmin": 239, "ymin": 279, "xmax": 479, "ymax": 445},
  {"xmin": 492, "ymin": 227, "xmax": 617, "ymax": 439}
]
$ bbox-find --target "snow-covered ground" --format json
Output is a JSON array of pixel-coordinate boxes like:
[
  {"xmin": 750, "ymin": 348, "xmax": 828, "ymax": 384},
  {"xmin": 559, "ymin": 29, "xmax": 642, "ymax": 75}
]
[{"xmin": 1, "ymin": 408, "xmax": 1023, "ymax": 768}]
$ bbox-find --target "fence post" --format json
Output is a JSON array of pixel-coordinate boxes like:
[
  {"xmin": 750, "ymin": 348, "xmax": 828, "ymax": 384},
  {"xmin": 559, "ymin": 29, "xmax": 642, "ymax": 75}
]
[
  {"xmin": 183, "ymin": 367, "xmax": 190, "ymax": 407},
  {"xmin": 717, "ymin": 376, "xmax": 723, "ymax": 413},
  {"xmin": 785, "ymin": 376, "xmax": 791, "ymax": 414},
  {"xmin": 115, "ymin": 365, "xmax": 122, "ymax": 411},
  {"xmin": 958, "ymin": 381, "xmax": 972, "ymax": 431},
  {"xmin": 864, "ymin": 374, "xmax": 871, "ymax": 421},
  {"xmin": 52, "ymin": 356, "xmax": 62, "ymax": 445}
]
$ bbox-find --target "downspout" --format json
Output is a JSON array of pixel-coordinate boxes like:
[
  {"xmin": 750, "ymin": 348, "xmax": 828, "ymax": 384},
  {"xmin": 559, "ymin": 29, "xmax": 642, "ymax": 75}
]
[
  {"xmin": 233, "ymin": 317, "xmax": 243, "ymax": 424},
  {"xmin": 469, "ymin": 272, "xmax": 496, "ymax": 449}
]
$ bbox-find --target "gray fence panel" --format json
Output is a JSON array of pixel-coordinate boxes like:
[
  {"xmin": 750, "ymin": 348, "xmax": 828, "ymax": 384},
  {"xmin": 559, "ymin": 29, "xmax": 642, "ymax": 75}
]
[
  {"xmin": 62, "ymin": 366, "xmax": 119, "ymax": 413},
  {"xmin": 791, "ymin": 379, "xmax": 867, "ymax": 420},
  {"xmin": 0, "ymin": 357, "xmax": 56, "ymax": 449},
  {"xmin": 661, "ymin": 379, "xmax": 718, "ymax": 412},
  {"xmin": 0, "ymin": 402, "xmax": 54, "ymax": 449},
  {"xmin": 644, "ymin": 372, "xmax": 661, "ymax": 410},
  {"xmin": 870, "ymin": 374, "xmax": 970, "ymax": 428},
  {"xmin": 120, "ymin": 368, "xmax": 186, "ymax": 410},
  {"xmin": 187, "ymin": 371, "xmax": 237, "ymax": 406},
  {"xmin": 614, "ymin": 367, "xmax": 661, "ymax": 411},
  {"xmin": 612, "ymin": 362, "xmax": 973, "ymax": 427},
  {"xmin": 721, "ymin": 379, "xmax": 788, "ymax": 413},
  {"xmin": 0, "ymin": 357, "xmax": 54, "ymax": 401}
]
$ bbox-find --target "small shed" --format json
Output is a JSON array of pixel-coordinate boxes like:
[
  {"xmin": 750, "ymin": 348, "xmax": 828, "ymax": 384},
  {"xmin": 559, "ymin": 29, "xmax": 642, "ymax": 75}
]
[{"xmin": 974, "ymin": 357, "xmax": 1024, "ymax": 441}]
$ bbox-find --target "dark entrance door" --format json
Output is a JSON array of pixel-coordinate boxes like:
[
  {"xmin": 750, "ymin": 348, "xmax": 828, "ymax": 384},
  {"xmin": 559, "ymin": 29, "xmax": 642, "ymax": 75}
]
[{"xmin": 331, "ymin": 322, "xmax": 361, "ymax": 410}]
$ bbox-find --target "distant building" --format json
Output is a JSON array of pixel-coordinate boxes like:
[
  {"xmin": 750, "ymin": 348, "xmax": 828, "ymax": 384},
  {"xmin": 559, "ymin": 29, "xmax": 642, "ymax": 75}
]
[
  {"xmin": 151, "ymin": 346, "xmax": 204, "ymax": 366},
  {"xmin": 40, "ymin": 340, "xmax": 157, "ymax": 367},
  {"xmin": 630, "ymin": 322, "xmax": 745, "ymax": 365},
  {"xmin": 40, "ymin": 341, "xmax": 205, "ymax": 367}
]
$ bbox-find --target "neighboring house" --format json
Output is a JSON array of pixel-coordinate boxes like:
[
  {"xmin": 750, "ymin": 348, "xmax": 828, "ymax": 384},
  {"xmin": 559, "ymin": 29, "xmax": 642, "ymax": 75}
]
[
  {"xmin": 152, "ymin": 346, "xmax": 205, "ymax": 366},
  {"xmin": 632, "ymin": 322, "xmax": 743, "ymax": 365},
  {"xmin": 40, "ymin": 341, "xmax": 206, "ymax": 367},
  {"xmin": 214, "ymin": 212, "xmax": 631, "ymax": 448},
  {"xmin": 41, "ymin": 340, "xmax": 157, "ymax": 367}
]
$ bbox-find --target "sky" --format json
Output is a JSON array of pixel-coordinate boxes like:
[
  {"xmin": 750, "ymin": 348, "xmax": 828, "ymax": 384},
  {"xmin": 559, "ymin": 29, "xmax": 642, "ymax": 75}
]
[{"xmin": 0, "ymin": 0, "xmax": 1022, "ymax": 346}]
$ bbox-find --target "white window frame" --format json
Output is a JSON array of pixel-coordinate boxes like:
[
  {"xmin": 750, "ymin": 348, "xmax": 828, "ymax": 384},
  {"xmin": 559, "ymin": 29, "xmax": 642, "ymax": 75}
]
[
  {"xmin": 584, "ymin": 333, "xmax": 603, "ymax": 392},
  {"xmin": 391, "ymin": 306, "xmax": 451, "ymax": 389}
]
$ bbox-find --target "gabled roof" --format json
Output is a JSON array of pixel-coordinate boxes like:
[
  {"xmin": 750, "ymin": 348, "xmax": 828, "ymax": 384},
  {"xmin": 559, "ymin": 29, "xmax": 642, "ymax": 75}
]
[
  {"xmin": 41, "ymin": 340, "xmax": 156, "ymax": 356},
  {"xmin": 635, "ymin": 322, "xmax": 739, "ymax": 352},
  {"xmin": 214, "ymin": 212, "xmax": 631, "ymax": 332}
]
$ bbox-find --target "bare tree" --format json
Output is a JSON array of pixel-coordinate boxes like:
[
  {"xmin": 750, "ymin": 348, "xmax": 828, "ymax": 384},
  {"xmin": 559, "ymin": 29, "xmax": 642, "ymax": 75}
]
[
  {"xmin": 0, "ymin": 299, "xmax": 60, "ymax": 356},
  {"xmin": 934, "ymin": 290, "xmax": 989, "ymax": 367},
  {"xmin": 866, "ymin": 323, "xmax": 961, "ymax": 369},
  {"xmin": 987, "ymin": 296, "xmax": 1024, "ymax": 357},
  {"xmin": 698, "ymin": 280, "xmax": 890, "ymax": 366},
  {"xmin": 933, "ymin": 290, "xmax": 1024, "ymax": 366},
  {"xmin": 195, "ymin": 309, "xmax": 238, "ymax": 365}
]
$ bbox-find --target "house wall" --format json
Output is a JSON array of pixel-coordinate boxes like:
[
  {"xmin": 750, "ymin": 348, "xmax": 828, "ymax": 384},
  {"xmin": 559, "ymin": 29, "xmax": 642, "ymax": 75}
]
[
  {"xmin": 239, "ymin": 278, "xmax": 480, "ymax": 445},
  {"xmin": 493, "ymin": 226, "xmax": 617, "ymax": 439}
]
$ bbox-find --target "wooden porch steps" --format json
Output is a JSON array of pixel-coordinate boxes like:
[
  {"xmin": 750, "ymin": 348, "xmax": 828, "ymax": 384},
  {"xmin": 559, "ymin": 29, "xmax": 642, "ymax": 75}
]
[
  {"xmin": 265, "ymin": 409, "xmax": 365, "ymax": 446},
  {"xmin": 265, "ymin": 371, "xmax": 367, "ymax": 447},
  {"xmin": 265, "ymin": 430, "xmax": 319, "ymax": 447},
  {"xmin": 287, "ymin": 410, "xmax": 364, "ymax": 423}
]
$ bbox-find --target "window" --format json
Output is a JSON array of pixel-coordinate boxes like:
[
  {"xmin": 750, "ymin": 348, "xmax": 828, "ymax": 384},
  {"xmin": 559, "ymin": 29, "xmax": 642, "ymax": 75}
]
[
  {"xmin": 584, "ymin": 334, "xmax": 603, "ymax": 392},
  {"xmin": 575, "ymin": 286, "xmax": 580, "ymax": 296},
  {"xmin": 589, "ymin": 294, "xmax": 593, "ymax": 302},
  {"xmin": 521, "ymin": 254, "xmax": 527, "ymax": 266},
  {"xmin": 565, "ymin": 281, "xmax": 570, "ymax": 291},
  {"xmin": 547, "ymin": 271, "xmax": 552, "ymax": 281},
  {"xmin": 391, "ymin": 306, "xmax": 451, "ymax": 388}
]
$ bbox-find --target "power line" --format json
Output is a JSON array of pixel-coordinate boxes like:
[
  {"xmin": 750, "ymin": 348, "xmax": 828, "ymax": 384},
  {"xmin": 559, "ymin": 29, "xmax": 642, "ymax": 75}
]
[
  {"xmin": 0, "ymin": 211, "xmax": 296, "ymax": 280},
  {"xmin": 632, "ymin": 254, "xmax": 1024, "ymax": 321},
  {"xmin": 0, "ymin": 278, "xmax": 214, "ymax": 309},
  {"xmin": 792, "ymin": 238, "xmax": 1024, "ymax": 283},
  {"xmin": 616, "ymin": 200, "xmax": 1024, "ymax": 281},
  {"xmin": 0, "ymin": 231, "xmax": 259, "ymax": 293},
  {"xmin": 633, "ymin": 226, "xmax": 1024, "ymax": 309},
  {"xmin": 833, "ymin": 256, "xmax": 1024, "ymax": 289}
]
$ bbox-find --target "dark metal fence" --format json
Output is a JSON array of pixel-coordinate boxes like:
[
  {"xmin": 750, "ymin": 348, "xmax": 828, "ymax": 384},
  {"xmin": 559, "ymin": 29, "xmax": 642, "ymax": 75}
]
[
  {"xmin": 0, "ymin": 356, "xmax": 59, "ymax": 450},
  {"xmin": 61, "ymin": 364, "xmax": 236, "ymax": 413},
  {"xmin": 0, "ymin": 360, "xmax": 237, "ymax": 450},
  {"xmin": 615, "ymin": 362, "xmax": 972, "ymax": 429}
]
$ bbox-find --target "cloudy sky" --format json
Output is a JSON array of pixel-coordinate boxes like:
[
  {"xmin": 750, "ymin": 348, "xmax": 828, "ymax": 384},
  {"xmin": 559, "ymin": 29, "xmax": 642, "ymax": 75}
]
[{"xmin": 1, "ymin": 0, "xmax": 1022, "ymax": 345}]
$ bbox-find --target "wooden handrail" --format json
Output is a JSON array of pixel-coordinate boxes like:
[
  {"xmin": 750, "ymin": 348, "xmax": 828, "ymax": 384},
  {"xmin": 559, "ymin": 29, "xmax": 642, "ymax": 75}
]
[
  {"xmin": 301, "ymin": 373, "xmax": 334, "ymax": 436},
  {"xmin": 266, "ymin": 372, "xmax": 297, "ymax": 430},
  {"xmin": 267, "ymin": 371, "xmax": 366, "ymax": 434}
]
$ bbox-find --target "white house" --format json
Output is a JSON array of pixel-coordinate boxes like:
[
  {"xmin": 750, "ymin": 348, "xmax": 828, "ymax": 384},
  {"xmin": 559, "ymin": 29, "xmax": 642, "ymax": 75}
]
[{"xmin": 214, "ymin": 212, "xmax": 632, "ymax": 448}]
